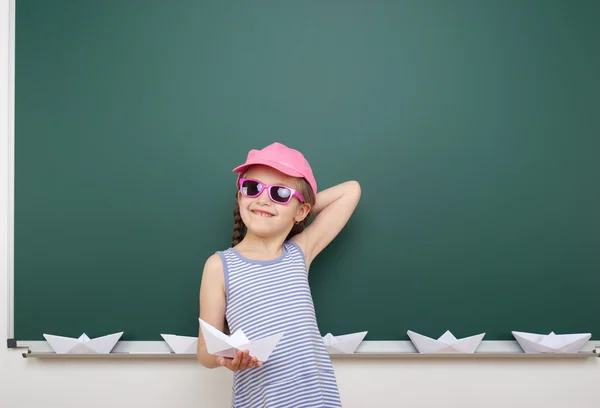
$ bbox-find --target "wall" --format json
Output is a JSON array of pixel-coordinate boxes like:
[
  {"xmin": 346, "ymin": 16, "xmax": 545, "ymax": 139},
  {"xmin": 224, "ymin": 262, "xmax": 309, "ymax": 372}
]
[{"xmin": 1, "ymin": 1, "xmax": 598, "ymax": 407}]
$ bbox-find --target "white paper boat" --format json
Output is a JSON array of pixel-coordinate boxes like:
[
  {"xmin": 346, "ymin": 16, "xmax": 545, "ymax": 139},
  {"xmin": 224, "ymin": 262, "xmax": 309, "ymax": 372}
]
[
  {"xmin": 43, "ymin": 332, "xmax": 123, "ymax": 354},
  {"xmin": 407, "ymin": 330, "xmax": 485, "ymax": 353},
  {"xmin": 199, "ymin": 318, "xmax": 283, "ymax": 362},
  {"xmin": 161, "ymin": 334, "xmax": 198, "ymax": 354},
  {"xmin": 322, "ymin": 331, "xmax": 368, "ymax": 354},
  {"xmin": 512, "ymin": 331, "xmax": 591, "ymax": 353}
]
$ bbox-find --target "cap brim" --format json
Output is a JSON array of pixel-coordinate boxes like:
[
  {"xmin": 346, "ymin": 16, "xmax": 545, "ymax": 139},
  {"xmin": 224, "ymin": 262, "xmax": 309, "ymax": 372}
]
[{"xmin": 232, "ymin": 159, "xmax": 304, "ymax": 179}]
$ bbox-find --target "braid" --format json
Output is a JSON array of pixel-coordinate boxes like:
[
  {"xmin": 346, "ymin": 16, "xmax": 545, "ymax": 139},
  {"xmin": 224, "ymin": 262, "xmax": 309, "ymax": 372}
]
[
  {"xmin": 286, "ymin": 217, "xmax": 309, "ymax": 241},
  {"xmin": 232, "ymin": 196, "xmax": 246, "ymax": 247}
]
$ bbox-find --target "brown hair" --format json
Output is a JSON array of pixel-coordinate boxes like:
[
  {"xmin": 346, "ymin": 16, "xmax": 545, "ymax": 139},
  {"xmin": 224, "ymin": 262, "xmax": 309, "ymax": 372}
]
[{"xmin": 232, "ymin": 178, "xmax": 316, "ymax": 247}]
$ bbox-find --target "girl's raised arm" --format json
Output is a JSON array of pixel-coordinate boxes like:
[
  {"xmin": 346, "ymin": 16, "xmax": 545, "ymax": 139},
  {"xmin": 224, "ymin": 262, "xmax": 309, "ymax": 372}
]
[{"xmin": 293, "ymin": 180, "xmax": 361, "ymax": 268}]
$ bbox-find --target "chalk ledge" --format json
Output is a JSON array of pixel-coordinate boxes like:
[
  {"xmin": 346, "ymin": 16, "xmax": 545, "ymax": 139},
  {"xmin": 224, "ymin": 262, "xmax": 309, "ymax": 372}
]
[
  {"xmin": 22, "ymin": 350, "xmax": 599, "ymax": 359},
  {"xmin": 16, "ymin": 340, "xmax": 600, "ymax": 359}
]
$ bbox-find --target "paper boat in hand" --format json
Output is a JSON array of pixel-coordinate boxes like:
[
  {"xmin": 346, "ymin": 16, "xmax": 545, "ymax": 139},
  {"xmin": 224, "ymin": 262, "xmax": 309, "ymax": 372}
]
[
  {"xmin": 322, "ymin": 331, "xmax": 368, "ymax": 354},
  {"xmin": 160, "ymin": 334, "xmax": 198, "ymax": 354},
  {"xmin": 199, "ymin": 318, "xmax": 283, "ymax": 362},
  {"xmin": 512, "ymin": 331, "xmax": 591, "ymax": 353},
  {"xmin": 407, "ymin": 330, "xmax": 485, "ymax": 353},
  {"xmin": 43, "ymin": 332, "xmax": 123, "ymax": 354}
]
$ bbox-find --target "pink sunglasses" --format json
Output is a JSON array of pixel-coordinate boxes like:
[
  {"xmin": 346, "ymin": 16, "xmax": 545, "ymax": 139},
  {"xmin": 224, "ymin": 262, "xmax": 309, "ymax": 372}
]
[{"xmin": 239, "ymin": 178, "xmax": 305, "ymax": 204}]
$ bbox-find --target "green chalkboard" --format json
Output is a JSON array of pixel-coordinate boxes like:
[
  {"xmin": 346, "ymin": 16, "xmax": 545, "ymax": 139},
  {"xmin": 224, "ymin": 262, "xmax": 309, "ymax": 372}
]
[{"xmin": 14, "ymin": 0, "xmax": 600, "ymax": 341}]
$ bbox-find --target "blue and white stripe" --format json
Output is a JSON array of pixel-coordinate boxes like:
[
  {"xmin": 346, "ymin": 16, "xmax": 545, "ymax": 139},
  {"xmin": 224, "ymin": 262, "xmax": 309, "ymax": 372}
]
[{"xmin": 218, "ymin": 241, "xmax": 342, "ymax": 408}]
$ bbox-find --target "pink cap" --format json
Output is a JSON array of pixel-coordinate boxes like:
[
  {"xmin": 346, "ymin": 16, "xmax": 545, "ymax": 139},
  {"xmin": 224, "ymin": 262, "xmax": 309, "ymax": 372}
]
[{"xmin": 232, "ymin": 142, "xmax": 317, "ymax": 195}]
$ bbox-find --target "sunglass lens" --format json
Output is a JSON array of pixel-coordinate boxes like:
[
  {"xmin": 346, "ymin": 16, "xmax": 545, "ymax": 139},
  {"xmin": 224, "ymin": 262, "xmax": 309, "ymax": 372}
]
[
  {"xmin": 271, "ymin": 186, "xmax": 292, "ymax": 203},
  {"xmin": 242, "ymin": 180, "xmax": 262, "ymax": 196}
]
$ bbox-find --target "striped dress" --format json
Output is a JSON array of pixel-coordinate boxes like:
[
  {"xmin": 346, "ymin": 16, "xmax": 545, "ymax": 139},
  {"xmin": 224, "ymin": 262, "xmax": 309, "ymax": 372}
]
[{"xmin": 217, "ymin": 241, "xmax": 342, "ymax": 408}]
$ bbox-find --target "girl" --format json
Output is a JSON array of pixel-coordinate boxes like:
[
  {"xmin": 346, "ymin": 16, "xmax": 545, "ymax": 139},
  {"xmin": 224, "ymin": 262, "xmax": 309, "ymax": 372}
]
[{"xmin": 197, "ymin": 142, "xmax": 361, "ymax": 408}]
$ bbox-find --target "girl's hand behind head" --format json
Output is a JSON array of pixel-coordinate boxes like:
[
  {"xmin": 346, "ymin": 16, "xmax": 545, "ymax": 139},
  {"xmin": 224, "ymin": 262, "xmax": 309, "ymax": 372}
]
[{"xmin": 218, "ymin": 350, "xmax": 262, "ymax": 372}]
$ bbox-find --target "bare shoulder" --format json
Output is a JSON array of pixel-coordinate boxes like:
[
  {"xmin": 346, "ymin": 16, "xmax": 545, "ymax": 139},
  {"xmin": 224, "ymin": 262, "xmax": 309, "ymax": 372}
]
[
  {"xmin": 201, "ymin": 253, "xmax": 225, "ymax": 288},
  {"xmin": 203, "ymin": 253, "xmax": 224, "ymax": 274},
  {"xmin": 290, "ymin": 234, "xmax": 312, "ymax": 270},
  {"xmin": 290, "ymin": 234, "xmax": 308, "ymax": 256}
]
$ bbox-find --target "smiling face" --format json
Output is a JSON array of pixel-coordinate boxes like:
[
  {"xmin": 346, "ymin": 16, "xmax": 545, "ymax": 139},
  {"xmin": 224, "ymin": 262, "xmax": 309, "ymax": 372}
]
[{"xmin": 238, "ymin": 165, "xmax": 312, "ymax": 240}]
